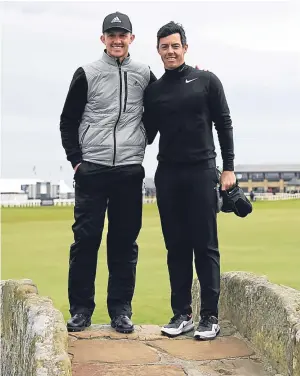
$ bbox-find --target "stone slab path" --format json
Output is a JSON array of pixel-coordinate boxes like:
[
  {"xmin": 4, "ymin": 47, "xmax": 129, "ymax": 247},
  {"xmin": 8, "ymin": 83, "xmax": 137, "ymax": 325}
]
[{"xmin": 68, "ymin": 320, "xmax": 276, "ymax": 376}]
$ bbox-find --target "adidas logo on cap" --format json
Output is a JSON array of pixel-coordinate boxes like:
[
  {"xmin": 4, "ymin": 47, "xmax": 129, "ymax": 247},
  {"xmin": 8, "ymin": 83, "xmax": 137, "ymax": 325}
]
[
  {"xmin": 111, "ymin": 16, "xmax": 122, "ymax": 23},
  {"xmin": 103, "ymin": 12, "xmax": 132, "ymax": 33}
]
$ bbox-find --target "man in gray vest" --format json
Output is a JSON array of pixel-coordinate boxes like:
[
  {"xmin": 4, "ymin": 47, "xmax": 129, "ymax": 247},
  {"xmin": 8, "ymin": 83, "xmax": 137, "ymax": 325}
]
[{"xmin": 60, "ymin": 11, "xmax": 156, "ymax": 333}]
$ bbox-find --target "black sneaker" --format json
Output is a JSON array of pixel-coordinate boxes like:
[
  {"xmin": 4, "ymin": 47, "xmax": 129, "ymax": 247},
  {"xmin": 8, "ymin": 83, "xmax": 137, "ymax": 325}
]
[
  {"xmin": 161, "ymin": 314, "xmax": 194, "ymax": 337},
  {"xmin": 194, "ymin": 315, "xmax": 220, "ymax": 340},
  {"xmin": 111, "ymin": 315, "xmax": 134, "ymax": 333},
  {"xmin": 67, "ymin": 313, "xmax": 91, "ymax": 332}
]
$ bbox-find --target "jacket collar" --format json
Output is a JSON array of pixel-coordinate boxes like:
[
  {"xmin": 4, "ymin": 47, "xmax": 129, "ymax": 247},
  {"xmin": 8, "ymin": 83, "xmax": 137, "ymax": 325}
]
[
  {"xmin": 101, "ymin": 50, "xmax": 131, "ymax": 66},
  {"xmin": 163, "ymin": 63, "xmax": 190, "ymax": 80}
]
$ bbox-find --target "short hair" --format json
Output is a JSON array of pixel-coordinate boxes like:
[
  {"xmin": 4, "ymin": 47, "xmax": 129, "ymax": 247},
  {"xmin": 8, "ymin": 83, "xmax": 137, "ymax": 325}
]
[{"xmin": 157, "ymin": 21, "xmax": 187, "ymax": 48}]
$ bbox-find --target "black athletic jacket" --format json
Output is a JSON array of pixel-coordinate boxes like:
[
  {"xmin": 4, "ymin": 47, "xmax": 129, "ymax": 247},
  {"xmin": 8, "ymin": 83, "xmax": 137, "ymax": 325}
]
[{"xmin": 143, "ymin": 64, "xmax": 234, "ymax": 171}]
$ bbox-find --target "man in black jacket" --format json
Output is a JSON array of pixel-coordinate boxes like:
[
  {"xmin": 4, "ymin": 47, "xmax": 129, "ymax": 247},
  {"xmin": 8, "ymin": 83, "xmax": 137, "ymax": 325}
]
[
  {"xmin": 143, "ymin": 21, "xmax": 236, "ymax": 340},
  {"xmin": 60, "ymin": 12, "xmax": 156, "ymax": 333}
]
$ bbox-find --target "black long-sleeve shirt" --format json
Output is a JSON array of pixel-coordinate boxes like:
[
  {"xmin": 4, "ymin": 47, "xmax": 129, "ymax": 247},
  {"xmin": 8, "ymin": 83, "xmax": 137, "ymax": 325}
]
[
  {"xmin": 60, "ymin": 66, "xmax": 157, "ymax": 168},
  {"xmin": 143, "ymin": 64, "xmax": 235, "ymax": 171},
  {"xmin": 60, "ymin": 67, "xmax": 87, "ymax": 168}
]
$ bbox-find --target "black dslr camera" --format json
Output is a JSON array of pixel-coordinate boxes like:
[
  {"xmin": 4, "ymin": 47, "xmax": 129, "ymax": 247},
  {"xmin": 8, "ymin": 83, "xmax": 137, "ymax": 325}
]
[{"xmin": 216, "ymin": 170, "xmax": 253, "ymax": 218}]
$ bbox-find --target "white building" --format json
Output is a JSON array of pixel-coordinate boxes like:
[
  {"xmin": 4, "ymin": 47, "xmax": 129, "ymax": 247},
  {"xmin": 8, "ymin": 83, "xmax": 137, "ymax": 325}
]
[
  {"xmin": 0, "ymin": 178, "xmax": 45, "ymax": 202},
  {"xmin": 0, "ymin": 178, "xmax": 74, "ymax": 202}
]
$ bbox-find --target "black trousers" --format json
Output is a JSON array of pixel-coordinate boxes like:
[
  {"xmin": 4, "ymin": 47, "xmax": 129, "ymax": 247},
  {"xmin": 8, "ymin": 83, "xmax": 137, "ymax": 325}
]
[
  {"xmin": 155, "ymin": 162, "xmax": 220, "ymax": 318},
  {"xmin": 68, "ymin": 162, "xmax": 144, "ymax": 319}
]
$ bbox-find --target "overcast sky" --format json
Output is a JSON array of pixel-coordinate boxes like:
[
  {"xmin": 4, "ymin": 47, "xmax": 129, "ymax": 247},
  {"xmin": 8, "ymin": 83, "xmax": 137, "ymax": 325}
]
[{"xmin": 1, "ymin": 1, "xmax": 299, "ymax": 186}]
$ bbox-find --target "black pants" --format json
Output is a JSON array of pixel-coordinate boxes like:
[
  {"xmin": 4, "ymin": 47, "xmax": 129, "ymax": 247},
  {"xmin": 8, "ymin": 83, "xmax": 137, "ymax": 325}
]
[
  {"xmin": 155, "ymin": 162, "xmax": 220, "ymax": 318},
  {"xmin": 68, "ymin": 161, "xmax": 144, "ymax": 319}
]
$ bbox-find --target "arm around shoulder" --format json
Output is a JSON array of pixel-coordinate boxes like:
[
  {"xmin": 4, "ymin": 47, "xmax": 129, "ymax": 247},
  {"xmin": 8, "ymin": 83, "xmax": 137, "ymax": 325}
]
[
  {"xmin": 143, "ymin": 85, "xmax": 159, "ymax": 145},
  {"xmin": 149, "ymin": 70, "xmax": 157, "ymax": 84}
]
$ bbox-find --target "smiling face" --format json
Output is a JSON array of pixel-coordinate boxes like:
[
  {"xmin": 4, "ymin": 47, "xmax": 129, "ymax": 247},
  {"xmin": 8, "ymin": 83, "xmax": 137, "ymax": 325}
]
[
  {"xmin": 157, "ymin": 32, "xmax": 188, "ymax": 70},
  {"xmin": 101, "ymin": 28, "xmax": 135, "ymax": 61}
]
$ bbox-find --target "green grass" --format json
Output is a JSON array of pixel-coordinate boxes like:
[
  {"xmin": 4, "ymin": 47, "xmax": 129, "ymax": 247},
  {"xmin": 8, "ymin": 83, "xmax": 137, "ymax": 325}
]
[{"xmin": 1, "ymin": 200, "xmax": 299, "ymax": 324}]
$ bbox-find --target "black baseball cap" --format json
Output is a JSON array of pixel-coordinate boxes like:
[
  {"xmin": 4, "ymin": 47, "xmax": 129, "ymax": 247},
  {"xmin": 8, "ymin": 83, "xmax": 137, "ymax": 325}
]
[{"xmin": 102, "ymin": 12, "xmax": 132, "ymax": 33}]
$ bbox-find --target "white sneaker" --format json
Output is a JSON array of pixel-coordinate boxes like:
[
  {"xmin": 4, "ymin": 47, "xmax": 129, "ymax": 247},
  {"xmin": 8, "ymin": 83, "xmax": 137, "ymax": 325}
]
[
  {"xmin": 194, "ymin": 315, "xmax": 220, "ymax": 340},
  {"xmin": 161, "ymin": 314, "xmax": 194, "ymax": 337}
]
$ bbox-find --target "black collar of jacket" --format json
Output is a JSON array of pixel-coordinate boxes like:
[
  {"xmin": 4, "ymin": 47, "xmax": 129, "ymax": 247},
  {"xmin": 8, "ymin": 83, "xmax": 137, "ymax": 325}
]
[
  {"xmin": 163, "ymin": 63, "xmax": 190, "ymax": 79},
  {"xmin": 102, "ymin": 50, "xmax": 131, "ymax": 66}
]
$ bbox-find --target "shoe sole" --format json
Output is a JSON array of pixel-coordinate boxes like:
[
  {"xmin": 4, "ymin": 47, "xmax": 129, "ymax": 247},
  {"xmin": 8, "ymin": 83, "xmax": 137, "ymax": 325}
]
[
  {"xmin": 161, "ymin": 322, "xmax": 194, "ymax": 337},
  {"xmin": 67, "ymin": 321, "xmax": 91, "ymax": 332},
  {"xmin": 114, "ymin": 327, "xmax": 134, "ymax": 334},
  {"xmin": 111, "ymin": 322, "xmax": 134, "ymax": 334},
  {"xmin": 194, "ymin": 327, "xmax": 220, "ymax": 341}
]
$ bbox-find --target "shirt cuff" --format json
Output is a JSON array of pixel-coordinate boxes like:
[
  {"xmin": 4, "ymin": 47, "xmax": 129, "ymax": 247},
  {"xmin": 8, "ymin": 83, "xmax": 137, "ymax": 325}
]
[{"xmin": 223, "ymin": 161, "xmax": 234, "ymax": 171}]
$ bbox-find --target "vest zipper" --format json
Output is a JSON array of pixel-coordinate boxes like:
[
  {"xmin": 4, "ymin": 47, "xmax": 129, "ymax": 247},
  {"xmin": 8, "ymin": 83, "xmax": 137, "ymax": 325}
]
[
  {"xmin": 113, "ymin": 60, "xmax": 123, "ymax": 165},
  {"xmin": 123, "ymin": 71, "xmax": 128, "ymax": 112}
]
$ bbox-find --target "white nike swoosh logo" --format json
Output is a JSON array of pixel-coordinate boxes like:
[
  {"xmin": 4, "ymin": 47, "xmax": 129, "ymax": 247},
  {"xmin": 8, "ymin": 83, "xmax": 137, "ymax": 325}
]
[{"xmin": 185, "ymin": 78, "xmax": 198, "ymax": 83}]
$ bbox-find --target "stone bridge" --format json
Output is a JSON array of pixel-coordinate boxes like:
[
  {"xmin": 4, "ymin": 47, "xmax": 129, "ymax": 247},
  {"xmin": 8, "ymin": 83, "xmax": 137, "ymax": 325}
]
[{"xmin": 1, "ymin": 272, "xmax": 300, "ymax": 376}]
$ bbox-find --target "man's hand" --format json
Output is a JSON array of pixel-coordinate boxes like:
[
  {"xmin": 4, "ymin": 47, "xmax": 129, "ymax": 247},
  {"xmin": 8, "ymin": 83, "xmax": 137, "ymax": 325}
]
[
  {"xmin": 74, "ymin": 162, "xmax": 82, "ymax": 173},
  {"xmin": 220, "ymin": 171, "xmax": 236, "ymax": 191}
]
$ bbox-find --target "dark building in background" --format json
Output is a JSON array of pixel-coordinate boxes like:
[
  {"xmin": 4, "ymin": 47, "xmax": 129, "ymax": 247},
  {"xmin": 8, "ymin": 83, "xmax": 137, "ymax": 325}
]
[{"xmin": 235, "ymin": 164, "xmax": 300, "ymax": 193}]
